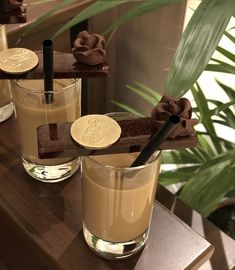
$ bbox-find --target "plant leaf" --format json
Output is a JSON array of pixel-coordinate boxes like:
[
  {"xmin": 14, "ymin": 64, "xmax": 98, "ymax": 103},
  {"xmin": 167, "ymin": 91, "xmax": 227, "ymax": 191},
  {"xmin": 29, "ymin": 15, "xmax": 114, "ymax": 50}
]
[
  {"xmin": 111, "ymin": 100, "xmax": 146, "ymax": 117},
  {"xmin": 197, "ymin": 131, "xmax": 235, "ymax": 147},
  {"xmin": 192, "ymin": 84, "xmax": 223, "ymax": 154},
  {"xmin": 166, "ymin": 0, "xmax": 232, "ymax": 97},
  {"xmin": 27, "ymin": 0, "xmax": 55, "ymax": 5},
  {"xmin": 216, "ymin": 46, "xmax": 235, "ymax": 63},
  {"xmin": 216, "ymin": 80, "xmax": 235, "ymax": 103},
  {"xmin": 197, "ymin": 134, "xmax": 216, "ymax": 157},
  {"xmin": 20, "ymin": 0, "xmax": 82, "ymax": 41},
  {"xmin": 224, "ymin": 30, "xmax": 235, "ymax": 44},
  {"xmin": 133, "ymin": 81, "xmax": 161, "ymax": 101},
  {"xmin": 189, "ymin": 148, "xmax": 208, "ymax": 162},
  {"xmin": 207, "ymin": 99, "xmax": 235, "ymax": 128},
  {"xmin": 208, "ymin": 100, "xmax": 235, "ymax": 117},
  {"xmin": 126, "ymin": 85, "xmax": 157, "ymax": 106},
  {"xmin": 160, "ymin": 165, "xmax": 200, "ymax": 186},
  {"xmin": 162, "ymin": 149, "xmax": 202, "ymax": 164},
  {"xmin": 52, "ymin": 1, "xmax": 129, "ymax": 39},
  {"xmin": 206, "ymin": 63, "xmax": 235, "ymax": 74},
  {"xmin": 179, "ymin": 150, "xmax": 235, "ymax": 216},
  {"xmin": 102, "ymin": 0, "xmax": 183, "ymax": 36}
]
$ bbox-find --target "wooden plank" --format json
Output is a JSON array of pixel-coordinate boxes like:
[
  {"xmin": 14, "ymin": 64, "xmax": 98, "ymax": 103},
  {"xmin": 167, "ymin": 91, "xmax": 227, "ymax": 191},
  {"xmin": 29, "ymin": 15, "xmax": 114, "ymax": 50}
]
[
  {"xmin": 37, "ymin": 119, "xmax": 197, "ymax": 158},
  {"xmin": 0, "ymin": 51, "xmax": 108, "ymax": 79}
]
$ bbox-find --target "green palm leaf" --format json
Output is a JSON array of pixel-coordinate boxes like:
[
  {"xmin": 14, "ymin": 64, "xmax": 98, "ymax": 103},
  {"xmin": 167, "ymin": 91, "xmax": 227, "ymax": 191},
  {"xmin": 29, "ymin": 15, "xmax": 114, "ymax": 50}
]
[
  {"xmin": 28, "ymin": 0, "xmax": 55, "ymax": 5},
  {"xmin": 206, "ymin": 63, "xmax": 235, "ymax": 74},
  {"xmin": 191, "ymin": 84, "xmax": 223, "ymax": 154},
  {"xmin": 216, "ymin": 80, "xmax": 235, "ymax": 104},
  {"xmin": 133, "ymin": 81, "xmax": 161, "ymax": 101},
  {"xmin": 160, "ymin": 165, "xmax": 200, "ymax": 186},
  {"xmin": 197, "ymin": 131, "xmax": 235, "ymax": 148},
  {"xmin": 208, "ymin": 101, "xmax": 235, "ymax": 117},
  {"xmin": 216, "ymin": 46, "xmax": 235, "ymax": 63},
  {"xmin": 197, "ymin": 134, "xmax": 216, "ymax": 157},
  {"xmin": 126, "ymin": 85, "xmax": 157, "ymax": 106},
  {"xmin": 179, "ymin": 150, "xmax": 235, "ymax": 217},
  {"xmin": 224, "ymin": 31, "xmax": 235, "ymax": 44},
  {"xmin": 166, "ymin": 0, "xmax": 232, "ymax": 97},
  {"xmin": 20, "ymin": 0, "xmax": 81, "ymax": 41},
  {"xmin": 207, "ymin": 99, "xmax": 235, "ymax": 128},
  {"xmin": 162, "ymin": 149, "xmax": 202, "ymax": 164},
  {"xmin": 52, "ymin": 1, "xmax": 129, "ymax": 39},
  {"xmin": 111, "ymin": 100, "xmax": 146, "ymax": 117}
]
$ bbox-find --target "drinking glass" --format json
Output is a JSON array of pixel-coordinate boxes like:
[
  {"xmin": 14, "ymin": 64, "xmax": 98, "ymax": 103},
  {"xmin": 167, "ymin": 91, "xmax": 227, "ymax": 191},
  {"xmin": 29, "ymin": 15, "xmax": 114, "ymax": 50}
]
[
  {"xmin": 12, "ymin": 78, "xmax": 81, "ymax": 182},
  {"xmin": 0, "ymin": 24, "xmax": 14, "ymax": 123},
  {"xmin": 81, "ymin": 112, "xmax": 162, "ymax": 259}
]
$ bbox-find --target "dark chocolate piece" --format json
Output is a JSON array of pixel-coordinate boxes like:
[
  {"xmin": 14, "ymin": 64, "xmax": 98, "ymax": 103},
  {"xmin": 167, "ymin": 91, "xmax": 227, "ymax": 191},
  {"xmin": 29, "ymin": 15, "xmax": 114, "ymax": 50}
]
[
  {"xmin": 0, "ymin": 51, "xmax": 108, "ymax": 79},
  {"xmin": 37, "ymin": 118, "xmax": 198, "ymax": 159},
  {"xmin": 72, "ymin": 31, "xmax": 106, "ymax": 65},
  {"xmin": 0, "ymin": 0, "xmax": 26, "ymax": 24},
  {"xmin": 152, "ymin": 96, "xmax": 198, "ymax": 139}
]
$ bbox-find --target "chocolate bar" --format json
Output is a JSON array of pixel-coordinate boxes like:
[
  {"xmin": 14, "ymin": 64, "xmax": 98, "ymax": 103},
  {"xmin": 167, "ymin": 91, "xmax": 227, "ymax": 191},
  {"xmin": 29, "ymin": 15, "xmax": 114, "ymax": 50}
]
[
  {"xmin": 37, "ymin": 118, "xmax": 198, "ymax": 159},
  {"xmin": 0, "ymin": 51, "xmax": 109, "ymax": 79}
]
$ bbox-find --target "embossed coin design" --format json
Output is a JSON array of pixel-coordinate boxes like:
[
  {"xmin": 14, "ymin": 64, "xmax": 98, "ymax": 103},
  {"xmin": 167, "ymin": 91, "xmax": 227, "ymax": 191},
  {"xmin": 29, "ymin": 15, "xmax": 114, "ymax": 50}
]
[
  {"xmin": 71, "ymin": 114, "xmax": 122, "ymax": 150},
  {"xmin": 0, "ymin": 48, "xmax": 38, "ymax": 74}
]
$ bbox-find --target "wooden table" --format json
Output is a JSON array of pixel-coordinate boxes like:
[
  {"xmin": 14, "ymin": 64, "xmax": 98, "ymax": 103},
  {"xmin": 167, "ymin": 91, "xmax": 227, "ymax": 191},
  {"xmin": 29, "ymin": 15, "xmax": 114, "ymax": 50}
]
[{"xmin": 0, "ymin": 116, "xmax": 218, "ymax": 270}]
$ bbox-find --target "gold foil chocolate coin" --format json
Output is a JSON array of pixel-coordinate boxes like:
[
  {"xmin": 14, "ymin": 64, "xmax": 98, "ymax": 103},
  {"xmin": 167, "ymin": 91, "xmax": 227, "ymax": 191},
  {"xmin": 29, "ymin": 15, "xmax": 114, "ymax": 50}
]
[
  {"xmin": 71, "ymin": 114, "xmax": 121, "ymax": 150},
  {"xmin": 0, "ymin": 48, "xmax": 38, "ymax": 74}
]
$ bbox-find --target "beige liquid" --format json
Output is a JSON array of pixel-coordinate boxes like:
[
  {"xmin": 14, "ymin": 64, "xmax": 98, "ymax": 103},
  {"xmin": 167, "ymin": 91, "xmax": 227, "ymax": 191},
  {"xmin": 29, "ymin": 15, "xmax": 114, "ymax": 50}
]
[
  {"xmin": 0, "ymin": 25, "xmax": 12, "ymax": 108},
  {"xmin": 0, "ymin": 80, "xmax": 12, "ymax": 107},
  {"xmin": 82, "ymin": 153, "xmax": 160, "ymax": 242},
  {"xmin": 14, "ymin": 79, "xmax": 80, "ymax": 165}
]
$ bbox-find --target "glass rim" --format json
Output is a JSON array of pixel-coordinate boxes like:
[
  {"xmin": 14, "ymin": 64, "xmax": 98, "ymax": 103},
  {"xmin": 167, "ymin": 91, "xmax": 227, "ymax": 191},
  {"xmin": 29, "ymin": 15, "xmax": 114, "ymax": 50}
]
[
  {"xmin": 85, "ymin": 150, "xmax": 162, "ymax": 172},
  {"xmin": 12, "ymin": 78, "xmax": 80, "ymax": 94}
]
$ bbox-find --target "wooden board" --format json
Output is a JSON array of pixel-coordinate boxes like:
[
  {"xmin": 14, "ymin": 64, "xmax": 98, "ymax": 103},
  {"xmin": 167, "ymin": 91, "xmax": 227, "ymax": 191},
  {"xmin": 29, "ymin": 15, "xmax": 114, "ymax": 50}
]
[
  {"xmin": 37, "ymin": 119, "xmax": 197, "ymax": 158},
  {"xmin": 0, "ymin": 51, "xmax": 109, "ymax": 79}
]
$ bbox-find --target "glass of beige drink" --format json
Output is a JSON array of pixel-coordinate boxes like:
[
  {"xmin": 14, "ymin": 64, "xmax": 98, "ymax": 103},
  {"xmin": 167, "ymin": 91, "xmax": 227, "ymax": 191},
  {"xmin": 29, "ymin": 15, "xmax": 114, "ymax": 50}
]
[
  {"xmin": 0, "ymin": 25, "xmax": 14, "ymax": 123},
  {"xmin": 12, "ymin": 78, "xmax": 81, "ymax": 182},
  {"xmin": 82, "ymin": 150, "xmax": 162, "ymax": 260}
]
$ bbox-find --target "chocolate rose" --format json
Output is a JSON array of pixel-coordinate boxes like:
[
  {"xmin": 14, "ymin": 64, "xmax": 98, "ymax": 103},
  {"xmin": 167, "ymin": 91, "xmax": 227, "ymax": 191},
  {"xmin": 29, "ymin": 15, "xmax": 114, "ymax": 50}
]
[
  {"xmin": 0, "ymin": 0, "xmax": 22, "ymax": 12},
  {"xmin": 72, "ymin": 31, "xmax": 106, "ymax": 65},
  {"xmin": 9, "ymin": 0, "xmax": 23, "ymax": 8},
  {"xmin": 151, "ymin": 96, "xmax": 198, "ymax": 139}
]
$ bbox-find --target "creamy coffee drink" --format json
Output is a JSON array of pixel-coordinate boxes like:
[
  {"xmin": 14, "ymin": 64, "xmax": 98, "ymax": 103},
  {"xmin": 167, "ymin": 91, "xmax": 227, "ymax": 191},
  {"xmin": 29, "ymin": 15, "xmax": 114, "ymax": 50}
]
[
  {"xmin": 0, "ymin": 80, "xmax": 11, "ymax": 107},
  {"xmin": 14, "ymin": 79, "xmax": 81, "ymax": 166},
  {"xmin": 0, "ymin": 25, "xmax": 13, "ymax": 123},
  {"xmin": 82, "ymin": 153, "xmax": 161, "ymax": 242}
]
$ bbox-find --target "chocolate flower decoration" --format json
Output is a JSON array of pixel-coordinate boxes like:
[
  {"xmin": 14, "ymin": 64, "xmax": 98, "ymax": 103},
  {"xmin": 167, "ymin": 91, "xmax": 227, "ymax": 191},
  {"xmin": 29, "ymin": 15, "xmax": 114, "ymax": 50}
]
[
  {"xmin": 9, "ymin": 0, "xmax": 23, "ymax": 8},
  {"xmin": 0, "ymin": 0, "xmax": 22, "ymax": 12},
  {"xmin": 72, "ymin": 31, "xmax": 106, "ymax": 65},
  {"xmin": 151, "ymin": 96, "xmax": 198, "ymax": 139}
]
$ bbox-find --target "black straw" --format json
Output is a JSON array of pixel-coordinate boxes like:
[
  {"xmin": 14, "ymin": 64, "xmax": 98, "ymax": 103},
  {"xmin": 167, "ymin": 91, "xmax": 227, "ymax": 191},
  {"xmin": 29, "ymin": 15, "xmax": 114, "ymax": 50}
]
[
  {"xmin": 43, "ymin": 39, "xmax": 54, "ymax": 104},
  {"xmin": 130, "ymin": 115, "xmax": 180, "ymax": 167}
]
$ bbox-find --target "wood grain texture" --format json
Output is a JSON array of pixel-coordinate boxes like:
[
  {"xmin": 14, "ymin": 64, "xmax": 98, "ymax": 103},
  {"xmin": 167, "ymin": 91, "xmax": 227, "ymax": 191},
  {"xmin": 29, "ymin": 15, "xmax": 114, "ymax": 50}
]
[
  {"xmin": 88, "ymin": 1, "xmax": 187, "ymax": 114},
  {"xmin": 0, "ymin": 51, "xmax": 108, "ymax": 79},
  {"xmin": 0, "ymin": 117, "xmax": 213, "ymax": 270}
]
